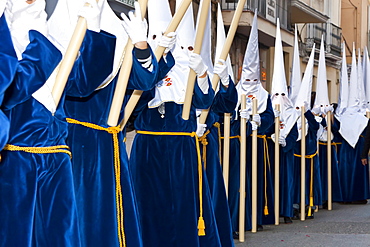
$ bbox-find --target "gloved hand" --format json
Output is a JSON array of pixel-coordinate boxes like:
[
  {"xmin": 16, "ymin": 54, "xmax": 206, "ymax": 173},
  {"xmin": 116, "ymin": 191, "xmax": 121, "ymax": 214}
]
[
  {"xmin": 303, "ymin": 101, "xmax": 310, "ymax": 112},
  {"xmin": 273, "ymin": 109, "xmax": 280, "ymax": 118},
  {"xmin": 251, "ymin": 121, "xmax": 258, "ymax": 131},
  {"xmin": 78, "ymin": 0, "xmax": 103, "ymax": 32},
  {"xmin": 323, "ymin": 105, "xmax": 334, "ymax": 114},
  {"xmin": 278, "ymin": 136, "xmax": 286, "ymax": 147},
  {"xmin": 239, "ymin": 109, "xmax": 250, "ymax": 120},
  {"xmin": 196, "ymin": 123, "xmax": 207, "ymax": 137},
  {"xmin": 311, "ymin": 106, "xmax": 321, "ymax": 115},
  {"xmin": 252, "ymin": 114, "xmax": 261, "ymax": 126},
  {"xmin": 159, "ymin": 32, "xmax": 176, "ymax": 54},
  {"xmin": 121, "ymin": 2, "xmax": 148, "ymax": 44},
  {"xmin": 270, "ymin": 133, "xmax": 276, "ymax": 143},
  {"xmin": 213, "ymin": 59, "xmax": 229, "ymax": 86},
  {"xmin": 189, "ymin": 52, "xmax": 208, "ymax": 76}
]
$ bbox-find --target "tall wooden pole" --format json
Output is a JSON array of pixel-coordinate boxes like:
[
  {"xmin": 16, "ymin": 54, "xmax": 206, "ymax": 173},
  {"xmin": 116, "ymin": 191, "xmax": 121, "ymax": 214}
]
[
  {"xmin": 239, "ymin": 95, "xmax": 247, "ymax": 242},
  {"xmin": 300, "ymin": 107, "xmax": 306, "ymax": 221},
  {"xmin": 223, "ymin": 113, "xmax": 231, "ymax": 198},
  {"xmin": 181, "ymin": 0, "xmax": 211, "ymax": 120},
  {"xmin": 251, "ymin": 98, "xmax": 258, "ymax": 233},
  {"xmin": 327, "ymin": 111, "xmax": 332, "ymax": 210},
  {"xmin": 119, "ymin": 0, "xmax": 193, "ymax": 130},
  {"xmin": 274, "ymin": 104, "xmax": 280, "ymax": 225},
  {"xmin": 198, "ymin": 0, "xmax": 247, "ymax": 124}
]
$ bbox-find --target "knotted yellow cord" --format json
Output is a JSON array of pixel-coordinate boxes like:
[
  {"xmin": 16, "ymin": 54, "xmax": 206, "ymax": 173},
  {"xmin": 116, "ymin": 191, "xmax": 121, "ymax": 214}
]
[
  {"xmin": 213, "ymin": 122, "xmax": 222, "ymax": 164},
  {"xmin": 136, "ymin": 130, "xmax": 206, "ymax": 236},
  {"xmin": 199, "ymin": 130, "xmax": 210, "ymax": 170},
  {"xmin": 294, "ymin": 151, "xmax": 318, "ymax": 217},
  {"xmin": 3, "ymin": 144, "xmax": 72, "ymax": 158},
  {"xmin": 220, "ymin": 135, "xmax": 241, "ymax": 140},
  {"xmin": 257, "ymin": 135, "xmax": 271, "ymax": 215},
  {"xmin": 319, "ymin": 141, "xmax": 342, "ymax": 154},
  {"xmin": 66, "ymin": 118, "xmax": 126, "ymax": 247}
]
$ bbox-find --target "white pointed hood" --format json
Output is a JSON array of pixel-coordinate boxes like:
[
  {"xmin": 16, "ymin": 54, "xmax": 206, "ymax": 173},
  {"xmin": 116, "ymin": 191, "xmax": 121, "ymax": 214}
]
[
  {"xmin": 313, "ymin": 36, "xmax": 329, "ymax": 112},
  {"xmin": 357, "ymin": 48, "xmax": 367, "ymax": 113},
  {"xmin": 198, "ymin": 0, "xmax": 213, "ymax": 78},
  {"xmin": 0, "ymin": 0, "xmax": 6, "ymax": 17},
  {"xmin": 289, "ymin": 25, "xmax": 301, "ymax": 105},
  {"xmin": 148, "ymin": 0, "xmax": 195, "ymax": 108},
  {"xmin": 364, "ymin": 46, "xmax": 370, "ymax": 110},
  {"xmin": 236, "ymin": 10, "xmax": 268, "ymax": 115},
  {"xmin": 270, "ymin": 18, "xmax": 298, "ymax": 138},
  {"xmin": 215, "ymin": 3, "xmax": 234, "ymax": 82},
  {"xmin": 336, "ymin": 43, "xmax": 349, "ymax": 116},
  {"xmin": 347, "ymin": 43, "xmax": 359, "ymax": 110}
]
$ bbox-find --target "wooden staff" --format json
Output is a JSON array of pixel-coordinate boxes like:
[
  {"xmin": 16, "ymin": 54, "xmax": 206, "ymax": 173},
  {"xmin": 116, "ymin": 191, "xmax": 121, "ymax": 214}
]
[
  {"xmin": 107, "ymin": 0, "xmax": 148, "ymax": 127},
  {"xmin": 181, "ymin": 0, "xmax": 211, "ymax": 120},
  {"xmin": 251, "ymin": 97, "xmax": 258, "ymax": 233},
  {"xmin": 239, "ymin": 95, "xmax": 247, "ymax": 242},
  {"xmin": 223, "ymin": 112, "xmax": 231, "ymax": 198},
  {"xmin": 300, "ymin": 107, "xmax": 306, "ymax": 221},
  {"xmin": 198, "ymin": 0, "xmax": 247, "ymax": 124},
  {"xmin": 327, "ymin": 111, "xmax": 332, "ymax": 210},
  {"xmin": 119, "ymin": 0, "xmax": 193, "ymax": 130},
  {"xmin": 51, "ymin": 1, "xmax": 93, "ymax": 107},
  {"xmin": 274, "ymin": 104, "xmax": 280, "ymax": 225}
]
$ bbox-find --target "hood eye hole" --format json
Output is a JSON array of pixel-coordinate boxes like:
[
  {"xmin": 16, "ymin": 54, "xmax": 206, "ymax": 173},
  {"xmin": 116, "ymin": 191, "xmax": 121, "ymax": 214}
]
[
  {"xmin": 188, "ymin": 46, "xmax": 194, "ymax": 51},
  {"xmin": 153, "ymin": 35, "xmax": 157, "ymax": 40},
  {"xmin": 281, "ymin": 93, "xmax": 285, "ymax": 96},
  {"xmin": 275, "ymin": 93, "xmax": 279, "ymax": 96}
]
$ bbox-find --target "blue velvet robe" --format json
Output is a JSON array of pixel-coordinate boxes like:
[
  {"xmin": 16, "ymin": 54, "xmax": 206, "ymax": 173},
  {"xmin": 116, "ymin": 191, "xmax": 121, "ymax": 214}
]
[
  {"xmin": 201, "ymin": 80, "xmax": 237, "ymax": 247},
  {"xmin": 338, "ymin": 121, "xmax": 370, "ymax": 202},
  {"xmin": 0, "ymin": 14, "xmax": 18, "ymax": 150},
  {"xmin": 293, "ymin": 111, "xmax": 322, "ymax": 206},
  {"xmin": 0, "ymin": 30, "xmax": 77, "ymax": 246},
  {"xmin": 64, "ymin": 43, "xmax": 162, "ymax": 247},
  {"xmin": 228, "ymin": 97, "xmax": 275, "ymax": 230},
  {"xmin": 129, "ymin": 77, "xmax": 223, "ymax": 246},
  {"xmin": 266, "ymin": 123, "xmax": 299, "ymax": 218},
  {"xmin": 318, "ymin": 117, "xmax": 343, "ymax": 202}
]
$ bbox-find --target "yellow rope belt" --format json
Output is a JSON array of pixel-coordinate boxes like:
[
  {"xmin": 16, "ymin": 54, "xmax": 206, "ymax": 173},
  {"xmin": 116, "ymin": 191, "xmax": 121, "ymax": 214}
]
[
  {"xmin": 3, "ymin": 144, "xmax": 72, "ymax": 158},
  {"xmin": 256, "ymin": 135, "xmax": 271, "ymax": 215},
  {"xmin": 199, "ymin": 130, "xmax": 210, "ymax": 170},
  {"xmin": 213, "ymin": 122, "xmax": 222, "ymax": 164},
  {"xmin": 136, "ymin": 130, "xmax": 206, "ymax": 236},
  {"xmin": 66, "ymin": 118, "xmax": 126, "ymax": 247},
  {"xmin": 220, "ymin": 135, "xmax": 241, "ymax": 140},
  {"xmin": 293, "ymin": 151, "xmax": 318, "ymax": 216}
]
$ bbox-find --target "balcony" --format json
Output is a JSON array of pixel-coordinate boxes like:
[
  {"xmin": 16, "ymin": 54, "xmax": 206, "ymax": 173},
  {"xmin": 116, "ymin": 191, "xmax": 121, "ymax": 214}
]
[{"xmin": 290, "ymin": 0, "xmax": 329, "ymax": 24}]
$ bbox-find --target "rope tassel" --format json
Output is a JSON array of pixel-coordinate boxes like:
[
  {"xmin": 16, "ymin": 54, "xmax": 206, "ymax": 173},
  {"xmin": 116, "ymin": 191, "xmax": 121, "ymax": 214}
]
[{"xmin": 198, "ymin": 216, "xmax": 206, "ymax": 236}]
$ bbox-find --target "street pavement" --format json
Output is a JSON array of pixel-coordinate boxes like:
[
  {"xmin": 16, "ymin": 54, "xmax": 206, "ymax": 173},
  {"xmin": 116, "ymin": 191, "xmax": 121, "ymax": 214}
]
[{"xmin": 235, "ymin": 202, "xmax": 370, "ymax": 247}]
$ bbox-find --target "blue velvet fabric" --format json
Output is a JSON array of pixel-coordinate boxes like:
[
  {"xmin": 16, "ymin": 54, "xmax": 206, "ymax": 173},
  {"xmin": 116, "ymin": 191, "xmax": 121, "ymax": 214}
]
[
  {"xmin": 0, "ymin": 31, "xmax": 82, "ymax": 246},
  {"xmin": 318, "ymin": 117, "xmax": 343, "ymax": 202},
  {"xmin": 201, "ymin": 81, "xmax": 237, "ymax": 247},
  {"xmin": 293, "ymin": 111, "xmax": 322, "ymax": 206},
  {"xmin": 266, "ymin": 123, "xmax": 298, "ymax": 217},
  {"xmin": 130, "ymin": 77, "xmax": 223, "ymax": 246},
  {"xmin": 338, "ymin": 127, "xmax": 370, "ymax": 202},
  {"xmin": 227, "ymin": 97, "xmax": 275, "ymax": 230},
  {"xmin": 0, "ymin": 14, "xmax": 17, "ymax": 150},
  {"xmin": 64, "ymin": 36, "xmax": 161, "ymax": 247}
]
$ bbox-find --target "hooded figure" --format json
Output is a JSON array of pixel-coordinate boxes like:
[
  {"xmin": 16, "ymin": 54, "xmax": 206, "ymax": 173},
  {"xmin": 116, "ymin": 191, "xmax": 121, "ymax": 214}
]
[{"xmin": 129, "ymin": 0, "xmax": 223, "ymax": 246}]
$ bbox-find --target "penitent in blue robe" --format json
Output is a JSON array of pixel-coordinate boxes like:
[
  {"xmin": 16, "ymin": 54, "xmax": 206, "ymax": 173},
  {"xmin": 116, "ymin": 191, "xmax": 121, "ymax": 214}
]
[
  {"xmin": 293, "ymin": 111, "xmax": 322, "ymax": 206},
  {"xmin": 318, "ymin": 117, "xmax": 343, "ymax": 202},
  {"xmin": 338, "ymin": 121, "xmax": 370, "ymax": 202},
  {"xmin": 0, "ymin": 14, "xmax": 18, "ymax": 150},
  {"xmin": 64, "ymin": 42, "xmax": 162, "ymax": 247},
  {"xmin": 0, "ymin": 30, "xmax": 75, "ymax": 246},
  {"xmin": 200, "ymin": 80, "xmax": 237, "ymax": 247},
  {"xmin": 228, "ymin": 97, "xmax": 275, "ymax": 231},
  {"xmin": 130, "ymin": 77, "xmax": 223, "ymax": 247},
  {"xmin": 266, "ymin": 123, "xmax": 299, "ymax": 218}
]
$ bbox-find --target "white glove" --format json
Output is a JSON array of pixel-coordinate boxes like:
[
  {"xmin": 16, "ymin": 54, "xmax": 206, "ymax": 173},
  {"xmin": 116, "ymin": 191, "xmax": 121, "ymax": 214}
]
[
  {"xmin": 78, "ymin": 0, "xmax": 103, "ymax": 32},
  {"xmin": 159, "ymin": 32, "xmax": 176, "ymax": 54},
  {"xmin": 213, "ymin": 59, "xmax": 229, "ymax": 86},
  {"xmin": 239, "ymin": 109, "xmax": 250, "ymax": 120},
  {"xmin": 252, "ymin": 114, "xmax": 261, "ymax": 126},
  {"xmin": 189, "ymin": 52, "xmax": 208, "ymax": 76},
  {"xmin": 324, "ymin": 105, "xmax": 334, "ymax": 114},
  {"xmin": 278, "ymin": 136, "xmax": 286, "ymax": 147},
  {"xmin": 303, "ymin": 101, "xmax": 310, "ymax": 112},
  {"xmin": 273, "ymin": 109, "xmax": 280, "ymax": 118},
  {"xmin": 251, "ymin": 121, "xmax": 258, "ymax": 131},
  {"xmin": 196, "ymin": 123, "xmax": 207, "ymax": 137},
  {"xmin": 311, "ymin": 106, "xmax": 321, "ymax": 115},
  {"xmin": 270, "ymin": 133, "xmax": 276, "ymax": 143},
  {"xmin": 121, "ymin": 2, "xmax": 148, "ymax": 44}
]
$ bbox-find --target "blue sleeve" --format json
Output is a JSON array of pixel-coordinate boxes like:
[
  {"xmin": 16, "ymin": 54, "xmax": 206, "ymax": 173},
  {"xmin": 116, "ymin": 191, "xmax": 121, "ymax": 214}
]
[
  {"xmin": 66, "ymin": 30, "xmax": 116, "ymax": 97},
  {"xmin": 332, "ymin": 117, "xmax": 340, "ymax": 133},
  {"xmin": 283, "ymin": 123, "xmax": 298, "ymax": 152},
  {"xmin": 156, "ymin": 51, "xmax": 175, "ymax": 82},
  {"xmin": 305, "ymin": 110, "xmax": 320, "ymax": 131},
  {"xmin": 257, "ymin": 97, "xmax": 275, "ymax": 134},
  {"xmin": 211, "ymin": 79, "xmax": 238, "ymax": 114},
  {"xmin": 3, "ymin": 31, "xmax": 62, "ymax": 110},
  {"xmin": 192, "ymin": 76, "xmax": 215, "ymax": 109}
]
